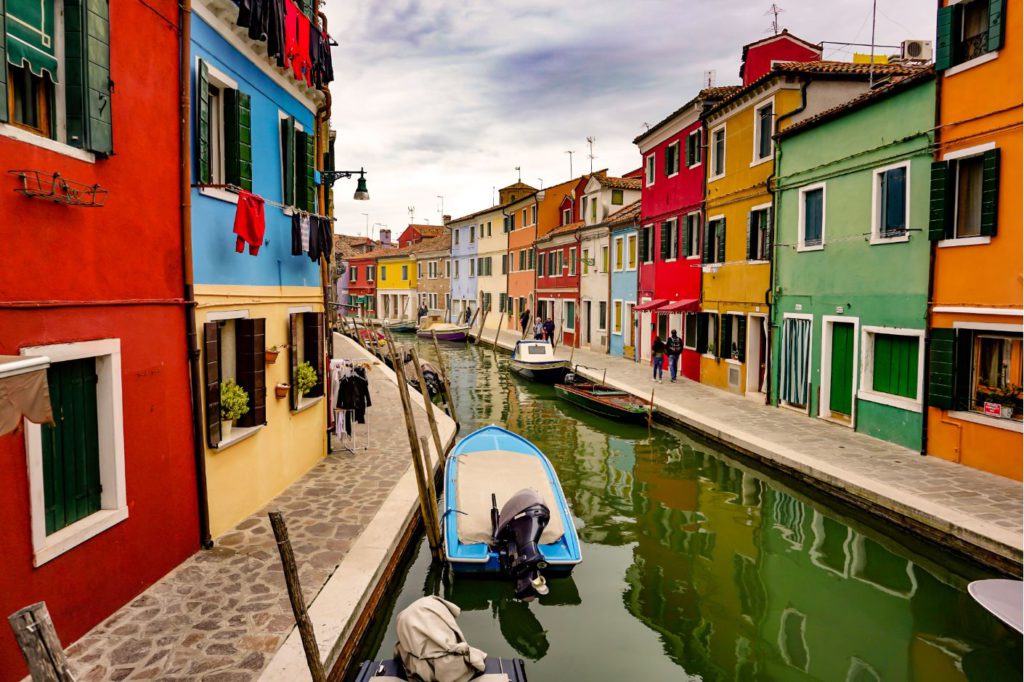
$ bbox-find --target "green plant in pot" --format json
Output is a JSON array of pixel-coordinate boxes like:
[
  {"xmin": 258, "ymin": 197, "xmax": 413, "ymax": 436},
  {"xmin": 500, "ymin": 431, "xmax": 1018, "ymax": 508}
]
[
  {"xmin": 220, "ymin": 379, "xmax": 249, "ymax": 439},
  {"xmin": 295, "ymin": 361, "xmax": 318, "ymax": 398},
  {"xmin": 988, "ymin": 383, "xmax": 1022, "ymax": 419}
]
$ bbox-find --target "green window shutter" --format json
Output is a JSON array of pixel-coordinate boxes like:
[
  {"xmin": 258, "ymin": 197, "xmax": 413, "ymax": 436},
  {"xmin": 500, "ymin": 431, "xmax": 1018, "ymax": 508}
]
[
  {"xmin": 224, "ymin": 90, "xmax": 252, "ymax": 190},
  {"xmin": 987, "ymin": 0, "xmax": 1006, "ymax": 52},
  {"xmin": 746, "ymin": 212, "xmax": 755, "ymax": 260},
  {"xmin": 873, "ymin": 335, "xmax": 920, "ymax": 400},
  {"xmin": 303, "ymin": 312, "xmax": 325, "ymax": 397},
  {"xmin": 65, "ymin": 0, "xmax": 112, "ymax": 154},
  {"xmin": 235, "ymin": 318, "xmax": 266, "ymax": 427},
  {"xmin": 203, "ymin": 322, "xmax": 221, "ymax": 447},
  {"xmin": 980, "ymin": 148, "xmax": 1000, "ymax": 236},
  {"xmin": 660, "ymin": 222, "xmax": 671, "ymax": 260},
  {"xmin": 682, "ymin": 217, "xmax": 691, "ymax": 257},
  {"xmin": 294, "ymin": 130, "xmax": 308, "ymax": 210},
  {"xmin": 927, "ymin": 328, "xmax": 957, "ymax": 409},
  {"xmin": 281, "ymin": 117, "xmax": 295, "ymax": 205},
  {"xmin": 935, "ymin": 4, "xmax": 958, "ymax": 72},
  {"xmin": 737, "ymin": 316, "xmax": 747, "ymax": 362},
  {"xmin": 702, "ymin": 221, "xmax": 712, "ymax": 263},
  {"xmin": 763, "ymin": 207, "xmax": 773, "ymax": 262},
  {"xmin": 305, "ymin": 131, "xmax": 316, "ymax": 213},
  {"xmin": 928, "ymin": 161, "xmax": 952, "ymax": 240},
  {"xmin": 289, "ymin": 314, "xmax": 300, "ymax": 410},
  {"xmin": 716, "ymin": 219, "xmax": 726, "ymax": 263},
  {"xmin": 716, "ymin": 316, "xmax": 727, "ymax": 358},
  {"xmin": 638, "ymin": 227, "xmax": 647, "ymax": 264},
  {"xmin": 0, "ymin": 4, "xmax": 7, "ymax": 122},
  {"xmin": 196, "ymin": 59, "xmax": 211, "ymax": 184}
]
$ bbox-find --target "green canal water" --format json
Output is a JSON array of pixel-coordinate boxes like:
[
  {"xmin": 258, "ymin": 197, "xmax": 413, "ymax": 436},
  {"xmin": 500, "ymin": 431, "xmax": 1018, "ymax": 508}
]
[{"xmin": 353, "ymin": 341, "xmax": 1021, "ymax": 681}]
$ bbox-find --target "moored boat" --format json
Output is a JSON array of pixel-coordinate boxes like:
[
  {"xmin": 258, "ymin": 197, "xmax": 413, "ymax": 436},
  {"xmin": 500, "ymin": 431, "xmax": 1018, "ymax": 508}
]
[
  {"xmin": 508, "ymin": 340, "xmax": 570, "ymax": 384},
  {"xmin": 383, "ymin": 319, "xmax": 417, "ymax": 333},
  {"xmin": 417, "ymin": 322, "xmax": 471, "ymax": 342},
  {"xmin": 554, "ymin": 374, "xmax": 654, "ymax": 424},
  {"xmin": 442, "ymin": 425, "xmax": 581, "ymax": 601}
]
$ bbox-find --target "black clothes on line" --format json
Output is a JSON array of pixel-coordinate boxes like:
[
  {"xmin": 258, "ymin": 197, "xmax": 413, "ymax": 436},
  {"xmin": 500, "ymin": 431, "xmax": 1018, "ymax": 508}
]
[
  {"xmin": 291, "ymin": 213, "xmax": 303, "ymax": 256},
  {"xmin": 309, "ymin": 27, "xmax": 334, "ymax": 88},
  {"xmin": 336, "ymin": 368, "xmax": 370, "ymax": 424}
]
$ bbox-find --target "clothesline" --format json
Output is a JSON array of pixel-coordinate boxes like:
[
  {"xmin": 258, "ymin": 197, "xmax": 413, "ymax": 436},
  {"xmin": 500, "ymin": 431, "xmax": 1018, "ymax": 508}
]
[{"xmin": 194, "ymin": 183, "xmax": 335, "ymax": 221}]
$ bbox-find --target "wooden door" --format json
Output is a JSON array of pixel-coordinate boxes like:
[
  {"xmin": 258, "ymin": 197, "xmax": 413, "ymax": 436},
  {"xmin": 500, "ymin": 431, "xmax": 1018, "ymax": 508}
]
[{"xmin": 829, "ymin": 323, "xmax": 855, "ymax": 417}]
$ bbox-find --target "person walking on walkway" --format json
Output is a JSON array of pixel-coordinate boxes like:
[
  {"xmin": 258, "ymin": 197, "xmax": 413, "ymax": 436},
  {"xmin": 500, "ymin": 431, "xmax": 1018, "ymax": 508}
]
[
  {"xmin": 666, "ymin": 330, "xmax": 683, "ymax": 382},
  {"xmin": 520, "ymin": 309, "xmax": 531, "ymax": 337},
  {"xmin": 652, "ymin": 335, "xmax": 666, "ymax": 383},
  {"xmin": 543, "ymin": 318, "xmax": 556, "ymax": 343},
  {"xmin": 534, "ymin": 320, "xmax": 544, "ymax": 340}
]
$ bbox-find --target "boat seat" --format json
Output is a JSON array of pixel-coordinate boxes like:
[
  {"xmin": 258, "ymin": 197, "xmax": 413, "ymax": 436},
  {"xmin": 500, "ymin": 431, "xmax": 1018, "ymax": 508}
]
[{"xmin": 455, "ymin": 451, "xmax": 565, "ymax": 545}]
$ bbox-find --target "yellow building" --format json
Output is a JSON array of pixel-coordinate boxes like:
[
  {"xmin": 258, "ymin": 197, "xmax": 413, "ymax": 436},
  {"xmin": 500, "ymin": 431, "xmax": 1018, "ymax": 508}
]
[
  {"xmin": 375, "ymin": 248, "xmax": 419, "ymax": 320},
  {"xmin": 701, "ymin": 61, "xmax": 914, "ymax": 396}
]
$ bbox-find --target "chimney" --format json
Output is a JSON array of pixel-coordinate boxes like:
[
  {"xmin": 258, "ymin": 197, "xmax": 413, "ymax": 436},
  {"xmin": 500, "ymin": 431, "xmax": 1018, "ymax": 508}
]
[
  {"xmin": 443, "ymin": 214, "xmax": 452, "ymax": 225},
  {"xmin": 379, "ymin": 228, "xmax": 392, "ymax": 246}
]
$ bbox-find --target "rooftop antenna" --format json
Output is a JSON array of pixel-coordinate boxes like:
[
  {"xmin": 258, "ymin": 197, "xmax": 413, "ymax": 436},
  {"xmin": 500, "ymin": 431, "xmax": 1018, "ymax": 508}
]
[
  {"xmin": 407, "ymin": 206, "xmax": 415, "ymax": 224},
  {"xmin": 703, "ymin": 70, "xmax": 717, "ymax": 88},
  {"xmin": 868, "ymin": 0, "xmax": 878, "ymax": 87},
  {"xmin": 515, "ymin": 166, "xmax": 522, "ymax": 182},
  {"xmin": 492, "ymin": 186, "xmax": 496, "ymax": 205},
  {"xmin": 537, "ymin": 178, "xmax": 544, "ymax": 190},
  {"xmin": 766, "ymin": 3, "xmax": 784, "ymax": 35},
  {"xmin": 586, "ymin": 136, "xmax": 596, "ymax": 174},
  {"xmin": 436, "ymin": 195, "xmax": 445, "ymax": 218},
  {"xmin": 565, "ymin": 150, "xmax": 575, "ymax": 178}
]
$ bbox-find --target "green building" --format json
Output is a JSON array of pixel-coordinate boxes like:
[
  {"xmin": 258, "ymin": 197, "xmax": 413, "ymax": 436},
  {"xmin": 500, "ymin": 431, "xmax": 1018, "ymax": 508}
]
[{"xmin": 770, "ymin": 69, "xmax": 935, "ymax": 450}]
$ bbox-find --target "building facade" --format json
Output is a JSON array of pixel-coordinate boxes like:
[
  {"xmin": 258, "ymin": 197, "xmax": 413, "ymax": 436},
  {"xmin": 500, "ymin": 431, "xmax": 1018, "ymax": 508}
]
[
  {"xmin": 505, "ymin": 185, "xmax": 541, "ymax": 328},
  {"xmin": 189, "ymin": 1, "xmax": 331, "ymax": 538},
  {"xmin": 447, "ymin": 214, "xmax": 480, "ymax": 324},
  {"xmin": 579, "ymin": 222, "xmax": 611, "ymax": 352},
  {"xmin": 375, "ymin": 249, "xmax": 418, "ymax": 321},
  {"xmin": 608, "ymin": 201, "xmax": 641, "ymax": 358},
  {"xmin": 475, "ymin": 205, "xmax": 512, "ymax": 332},
  {"xmin": 772, "ymin": 70, "xmax": 935, "ymax": 450},
  {"xmin": 347, "ymin": 255, "xmax": 378, "ymax": 316},
  {"xmin": 536, "ymin": 223, "xmax": 583, "ymax": 346},
  {"xmin": 414, "ymin": 236, "xmax": 452, "ymax": 316},
  {"xmin": 926, "ymin": 0, "xmax": 1022, "ymax": 479}
]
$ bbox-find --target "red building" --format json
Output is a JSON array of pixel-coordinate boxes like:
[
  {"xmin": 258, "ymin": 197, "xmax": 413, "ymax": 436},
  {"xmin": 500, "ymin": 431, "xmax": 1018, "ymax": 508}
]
[
  {"xmin": 347, "ymin": 255, "xmax": 379, "ymax": 315},
  {"xmin": 535, "ymin": 222, "xmax": 583, "ymax": 346},
  {"xmin": 633, "ymin": 87, "xmax": 739, "ymax": 379},
  {"xmin": 0, "ymin": 1, "xmax": 198, "ymax": 677},
  {"xmin": 739, "ymin": 30, "xmax": 821, "ymax": 86},
  {"xmin": 397, "ymin": 223, "xmax": 446, "ymax": 247}
]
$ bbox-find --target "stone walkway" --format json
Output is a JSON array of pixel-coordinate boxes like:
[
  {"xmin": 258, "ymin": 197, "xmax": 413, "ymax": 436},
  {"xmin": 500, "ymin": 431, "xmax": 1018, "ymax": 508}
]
[
  {"xmin": 478, "ymin": 327, "xmax": 1023, "ymax": 571},
  {"xmin": 61, "ymin": 338, "xmax": 442, "ymax": 681}
]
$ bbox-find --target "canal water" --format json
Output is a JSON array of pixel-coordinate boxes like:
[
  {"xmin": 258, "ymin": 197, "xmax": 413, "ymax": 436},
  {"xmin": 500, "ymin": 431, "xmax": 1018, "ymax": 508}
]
[{"xmin": 353, "ymin": 340, "xmax": 1021, "ymax": 681}]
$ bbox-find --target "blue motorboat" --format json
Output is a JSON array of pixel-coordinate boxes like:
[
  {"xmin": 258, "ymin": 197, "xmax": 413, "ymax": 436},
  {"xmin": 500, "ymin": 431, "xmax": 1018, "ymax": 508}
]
[{"xmin": 442, "ymin": 425, "xmax": 582, "ymax": 600}]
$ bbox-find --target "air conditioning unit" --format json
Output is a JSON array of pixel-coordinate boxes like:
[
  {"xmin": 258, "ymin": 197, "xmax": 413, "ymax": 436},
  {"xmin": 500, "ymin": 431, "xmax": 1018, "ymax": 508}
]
[{"xmin": 901, "ymin": 39, "xmax": 932, "ymax": 62}]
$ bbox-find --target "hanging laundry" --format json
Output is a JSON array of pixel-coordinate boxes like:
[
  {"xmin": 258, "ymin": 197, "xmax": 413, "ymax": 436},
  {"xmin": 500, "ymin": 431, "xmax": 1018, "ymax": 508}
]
[
  {"xmin": 336, "ymin": 364, "xmax": 371, "ymax": 424},
  {"xmin": 291, "ymin": 213, "xmax": 303, "ymax": 256},
  {"xmin": 284, "ymin": 0, "xmax": 313, "ymax": 84},
  {"xmin": 300, "ymin": 214, "xmax": 311, "ymax": 253},
  {"xmin": 266, "ymin": 0, "xmax": 288, "ymax": 68},
  {"xmin": 233, "ymin": 0, "xmax": 254, "ymax": 29},
  {"xmin": 233, "ymin": 191, "xmax": 266, "ymax": 256},
  {"xmin": 309, "ymin": 27, "xmax": 334, "ymax": 88}
]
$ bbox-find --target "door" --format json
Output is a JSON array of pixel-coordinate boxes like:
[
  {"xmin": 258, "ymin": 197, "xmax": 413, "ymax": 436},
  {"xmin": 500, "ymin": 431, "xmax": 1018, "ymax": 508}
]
[
  {"xmin": 829, "ymin": 322, "xmax": 855, "ymax": 418},
  {"xmin": 584, "ymin": 301, "xmax": 592, "ymax": 344},
  {"xmin": 657, "ymin": 313, "xmax": 669, "ymax": 341}
]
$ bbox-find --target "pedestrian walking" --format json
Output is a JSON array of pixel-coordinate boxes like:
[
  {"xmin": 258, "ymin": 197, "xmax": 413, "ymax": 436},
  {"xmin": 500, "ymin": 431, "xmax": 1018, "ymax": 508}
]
[
  {"xmin": 666, "ymin": 330, "xmax": 683, "ymax": 382},
  {"xmin": 534, "ymin": 320, "xmax": 544, "ymax": 340},
  {"xmin": 543, "ymin": 318, "xmax": 555, "ymax": 342},
  {"xmin": 652, "ymin": 335, "xmax": 666, "ymax": 383},
  {"xmin": 520, "ymin": 309, "xmax": 531, "ymax": 336}
]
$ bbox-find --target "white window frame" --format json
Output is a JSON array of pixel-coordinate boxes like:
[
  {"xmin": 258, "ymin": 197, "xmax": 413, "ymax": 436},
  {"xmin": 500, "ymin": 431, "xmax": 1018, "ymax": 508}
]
[
  {"xmin": 21, "ymin": 338, "xmax": 128, "ymax": 566},
  {"xmin": 797, "ymin": 183, "xmax": 826, "ymax": 252},
  {"xmin": 366, "ymin": 265, "xmax": 374, "ymax": 282},
  {"xmin": 748, "ymin": 202, "xmax": 773, "ymax": 262},
  {"xmin": 683, "ymin": 312, "xmax": 698, "ymax": 350},
  {"xmin": 685, "ymin": 211, "xmax": 701, "ymax": 259},
  {"xmin": 597, "ymin": 300, "xmax": 608, "ymax": 332},
  {"xmin": 870, "ymin": 161, "xmax": 911, "ymax": 244},
  {"xmin": 686, "ymin": 129, "xmax": 701, "ymax": 168},
  {"xmin": 857, "ymin": 326, "xmax": 925, "ymax": 413},
  {"xmin": 666, "ymin": 140, "xmax": 680, "ymax": 178},
  {"xmin": 564, "ymin": 300, "xmax": 576, "ymax": 331},
  {"xmin": 612, "ymin": 299, "xmax": 624, "ymax": 335},
  {"xmin": 751, "ymin": 97, "xmax": 775, "ymax": 166},
  {"xmin": 645, "ymin": 153, "xmax": 656, "ymax": 187},
  {"xmin": 613, "ymin": 236, "xmax": 624, "ymax": 272},
  {"xmin": 709, "ymin": 123, "xmax": 726, "ymax": 181}
]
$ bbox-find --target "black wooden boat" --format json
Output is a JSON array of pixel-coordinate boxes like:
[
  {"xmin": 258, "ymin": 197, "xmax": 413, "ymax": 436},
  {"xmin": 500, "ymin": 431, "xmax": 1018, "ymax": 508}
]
[{"xmin": 554, "ymin": 374, "xmax": 654, "ymax": 423}]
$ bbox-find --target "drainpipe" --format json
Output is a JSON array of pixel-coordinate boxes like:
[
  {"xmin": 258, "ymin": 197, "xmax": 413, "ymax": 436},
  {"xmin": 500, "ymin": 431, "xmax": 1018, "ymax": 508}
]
[
  {"xmin": 315, "ymin": 11, "xmax": 333, "ymax": 452},
  {"xmin": 921, "ymin": 66, "xmax": 943, "ymax": 457},
  {"xmin": 606, "ymin": 225, "xmax": 613, "ymax": 354},
  {"xmin": 765, "ymin": 75, "xmax": 810, "ymax": 406},
  {"xmin": 575, "ymin": 224, "xmax": 583, "ymax": 349},
  {"xmin": 179, "ymin": 0, "xmax": 212, "ymax": 549}
]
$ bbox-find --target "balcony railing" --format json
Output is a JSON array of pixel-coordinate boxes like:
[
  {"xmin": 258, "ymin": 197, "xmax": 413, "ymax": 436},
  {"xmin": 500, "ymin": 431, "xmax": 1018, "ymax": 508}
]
[{"xmin": 961, "ymin": 31, "xmax": 989, "ymax": 62}]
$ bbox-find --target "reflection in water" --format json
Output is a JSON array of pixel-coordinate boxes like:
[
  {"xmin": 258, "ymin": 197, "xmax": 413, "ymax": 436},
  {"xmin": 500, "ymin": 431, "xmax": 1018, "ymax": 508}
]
[{"xmin": 354, "ymin": 342, "xmax": 1021, "ymax": 681}]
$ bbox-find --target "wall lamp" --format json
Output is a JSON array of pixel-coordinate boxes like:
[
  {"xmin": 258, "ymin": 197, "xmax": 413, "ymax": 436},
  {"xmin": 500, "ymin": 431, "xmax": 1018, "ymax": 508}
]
[{"xmin": 322, "ymin": 167, "xmax": 370, "ymax": 200}]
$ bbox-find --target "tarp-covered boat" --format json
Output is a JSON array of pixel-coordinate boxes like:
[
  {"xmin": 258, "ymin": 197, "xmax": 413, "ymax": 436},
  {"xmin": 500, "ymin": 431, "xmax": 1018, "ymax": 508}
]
[
  {"xmin": 384, "ymin": 319, "xmax": 417, "ymax": 333},
  {"xmin": 554, "ymin": 373, "xmax": 653, "ymax": 424},
  {"xmin": 417, "ymin": 322, "xmax": 471, "ymax": 342},
  {"xmin": 508, "ymin": 340, "xmax": 570, "ymax": 384},
  {"xmin": 442, "ymin": 426, "xmax": 581, "ymax": 601}
]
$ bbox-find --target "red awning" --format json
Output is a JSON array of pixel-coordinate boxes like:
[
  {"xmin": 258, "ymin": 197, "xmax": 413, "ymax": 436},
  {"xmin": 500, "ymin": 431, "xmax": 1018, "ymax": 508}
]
[
  {"xmin": 661, "ymin": 298, "xmax": 699, "ymax": 313},
  {"xmin": 633, "ymin": 298, "xmax": 667, "ymax": 312}
]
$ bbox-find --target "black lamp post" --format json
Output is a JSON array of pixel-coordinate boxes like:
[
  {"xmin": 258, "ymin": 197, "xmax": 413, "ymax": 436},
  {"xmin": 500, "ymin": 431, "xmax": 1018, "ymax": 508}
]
[{"xmin": 321, "ymin": 167, "xmax": 370, "ymax": 200}]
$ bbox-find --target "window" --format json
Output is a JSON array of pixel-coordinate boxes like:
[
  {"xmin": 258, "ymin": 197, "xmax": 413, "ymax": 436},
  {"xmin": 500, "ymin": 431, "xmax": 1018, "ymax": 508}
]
[
  {"xmin": 454, "ymin": 229, "xmax": 460, "ymax": 245},
  {"xmin": 601, "ymin": 245, "xmax": 609, "ymax": 272},
  {"xmin": 929, "ymin": 148, "xmax": 1001, "ymax": 241},
  {"xmin": 598, "ymin": 301, "xmax": 608, "ymax": 331},
  {"xmin": 564, "ymin": 301, "xmax": 576, "ymax": 331},
  {"xmin": 569, "ymin": 247, "xmax": 577, "ymax": 275},
  {"xmin": 503, "ymin": 215, "xmax": 511, "ymax": 232},
  {"xmin": 873, "ymin": 164, "xmax": 908, "ymax": 240},
  {"xmin": 487, "ymin": 221, "xmax": 493, "ymax": 236},
  {"xmin": 478, "ymin": 224, "xmax": 484, "ymax": 239},
  {"xmin": 563, "ymin": 208, "xmax": 572, "ymax": 225},
  {"xmin": 798, "ymin": 185, "xmax": 825, "ymax": 250},
  {"xmin": 3, "ymin": 0, "xmax": 113, "ymax": 154},
  {"xmin": 645, "ymin": 154, "xmax": 656, "ymax": 186},
  {"xmin": 545, "ymin": 251, "xmax": 555, "ymax": 277},
  {"xmin": 612, "ymin": 189, "xmax": 624, "ymax": 205},
  {"xmin": 665, "ymin": 141, "xmax": 680, "ymax": 176},
  {"xmin": 684, "ymin": 212, "xmax": 701, "ymax": 257},
  {"xmin": 469, "ymin": 258, "xmax": 476, "ymax": 277},
  {"xmin": 703, "ymin": 217, "xmax": 726, "ymax": 264},
  {"xmin": 454, "ymin": 260, "xmax": 460, "ymax": 278},
  {"xmin": 748, "ymin": 207, "xmax": 771, "ymax": 260},
  {"xmin": 660, "ymin": 219, "xmax": 679, "ymax": 261},
  {"xmin": 581, "ymin": 197, "xmax": 588, "ymax": 223},
  {"xmin": 380, "ymin": 265, "xmax": 387, "ymax": 280},
  {"xmin": 639, "ymin": 224, "xmax": 655, "ymax": 264},
  {"xmin": 686, "ymin": 129, "xmax": 702, "ymax": 167},
  {"xmin": 723, "ymin": 314, "xmax": 745, "ymax": 360},
  {"xmin": 614, "ymin": 237, "xmax": 624, "ymax": 271},
  {"xmin": 501, "ymin": 254, "xmax": 508, "ymax": 274},
  {"xmin": 626, "ymin": 235, "xmax": 637, "ymax": 269},
  {"xmin": 582, "ymin": 248, "xmax": 589, "ymax": 275},
  {"xmin": 499, "ymin": 293, "xmax": 507, "ymax": 313},
  {"xmin": 557, "ymin": 250, "xmax": 564, "ymax": 272},
  {"xmin": 696, "ymin": 312, "xmax": 719, "ymax": 355},
  {"xmin": 590, "ymin": 196, "xmax": 597, "ymax": 222},
  {"xmin": 861, "ymin": 329, "xmax": 923, "ymax": 409},
  {"xmin": 417, "ymin": 262, "xmax": 423, "ymax": 279},
  {"xmin": 684, "ymin": 313, "xmax": 698, "ymax": 349},
  {"xmin": 482, "ymin": 292, "xmax": 492, "ymax": 312},
  {"xmin": 401, "ymin": 265, "xmax": 409, "ymax": 281},
  {"xmin": 528, "ymin": 248, "xmax": 535, "ymax": 269},
  {"xmin": 367, "ymin": 265, "xmax": 374, "ymax": 282},
  {"xmin": 531, "ymin": 205, "xmax": 537, "ymax": 225},
  {"xmin": 754, "ymin": 101, "xmax": 774, "ymax": 162},
  {"xmin": 519, "ymin": 249, "xmax": 526, "ymax": 271},
  {"xmin": 710, "ymin": 125, "xmax": 726, "ymax": 178},
  {"xmin": 445, "ymin": 260, "xmax": 451, "ymax": 278},
  {"xmin": 522, "ymin": 208, "xmax": 528, "ymax": 227},
  {"xmin": 955, "ymin": 155, "xmax": 985, "ymax": 237},
  {"xmin": 350, "ymin": 267, "xmax": 358, "ymax": 283},
  {"xmin": 613, "ymin": 301, "xmax": 624, "ymax": 334},
  {"xmin": 469, "ymin": 227, "xmax": 475, "ymax": 243},
  {"xmin": 936, "ymin": 0, "xmax": 1006, "ymax": 72},
  {"xmin": 208, "ymin": 86, "xmax": 226, "ymax": 183},
  {"xmin": 928, "ymin": 328, "xmax": 1022, "ymax": 420}
]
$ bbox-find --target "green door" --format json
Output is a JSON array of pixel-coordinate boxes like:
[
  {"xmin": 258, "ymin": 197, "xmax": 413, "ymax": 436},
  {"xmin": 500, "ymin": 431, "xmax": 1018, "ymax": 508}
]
[
  {"xmin": 42, "ymin": 358, "xmax": 101, "ymax": 535},
  {"xmin": 829, "ymin": 323, "xmax": 855, "ymax": 418}
]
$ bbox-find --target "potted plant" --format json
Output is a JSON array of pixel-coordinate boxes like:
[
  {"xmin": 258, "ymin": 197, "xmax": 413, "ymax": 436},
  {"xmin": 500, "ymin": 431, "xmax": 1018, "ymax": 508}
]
[
  {"xmin": 266, "ymin": 344, "xmax": 286, "ymax": 365},
  {"xmin": 275, "ymin": 383, "xmax": 290, "ymax": 399},
  {"xmin": 294, "ymin": 361, "xmax": 318, "ymax": 397},
  {"xmin": 220, "ymin": 379, "xmax": 249, "ymax": 438},
  {"xmin": 985, "ymin": 384, "xmax": 1022, "ymax": 419}
]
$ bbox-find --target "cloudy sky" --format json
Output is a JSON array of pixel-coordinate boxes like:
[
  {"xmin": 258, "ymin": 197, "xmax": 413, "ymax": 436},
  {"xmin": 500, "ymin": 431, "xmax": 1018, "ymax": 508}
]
[{"xmin": 325, "ymin": 0, "xmax": 935, "ymax": 239}]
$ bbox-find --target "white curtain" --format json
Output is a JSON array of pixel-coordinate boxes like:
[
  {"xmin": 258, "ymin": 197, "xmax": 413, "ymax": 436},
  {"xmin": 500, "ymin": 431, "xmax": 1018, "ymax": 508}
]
[{"xmin": 781, "ymin": 318, "xmax": 812, "ymax": 406}]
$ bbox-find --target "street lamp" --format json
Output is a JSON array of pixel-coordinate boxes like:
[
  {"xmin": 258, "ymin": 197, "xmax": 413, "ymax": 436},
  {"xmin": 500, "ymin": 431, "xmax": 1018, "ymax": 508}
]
[{"xmin": 321, "ymin": 167, "xmax": 370, "ymax": 201}]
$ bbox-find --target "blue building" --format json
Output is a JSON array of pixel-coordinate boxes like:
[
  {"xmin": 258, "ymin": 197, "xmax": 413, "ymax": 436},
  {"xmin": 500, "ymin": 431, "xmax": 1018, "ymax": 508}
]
[
  {"xmin": 609, "ymin": 201, "xmax": 640, "ymax": 358},
  {"xmin": 189, "ymin": 3, "xmax": 335, "ymax": 537},
  {"xmin": 446, "ymin": 213, "xmax": 480, "ymax": 323}
]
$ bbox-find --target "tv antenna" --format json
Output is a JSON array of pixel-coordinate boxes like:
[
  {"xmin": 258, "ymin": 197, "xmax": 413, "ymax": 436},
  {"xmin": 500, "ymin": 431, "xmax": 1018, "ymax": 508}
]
[
  {"xmin": 703, "ymin": 70, "xmax": 717, "ymax": 88},
  {"xmin": 565, "ymin": 150, "xmax": 575, "ymax": 178},
  {"xmin": 436, "ymin": 195, "xmax": 445, "ymax": 217},
  {"xmin": 407, "ymin": 206, "xmax": 415, "ymax": 223},
  {"xmin": 586, "ymin": 136, "xmax": 596, "ymax": 173},
  {"xmin": 515, "ymin": 166, "xmax": 522, "ymax": 182},
  {"xmin": 765, "ymin": 3, "xmax": 784, "ymax": 35}
]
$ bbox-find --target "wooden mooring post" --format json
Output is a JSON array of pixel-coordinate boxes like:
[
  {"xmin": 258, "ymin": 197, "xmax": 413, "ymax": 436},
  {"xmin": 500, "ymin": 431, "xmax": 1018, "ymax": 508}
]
[
  {"xmin": 648, "ymin": 385, "xmax": 656, "ymax": 429},
  {"xmin": 410, "ymin": 346, "xmax": 445, "ymax": 464},
  {"xmin": 431, "ymin": 330, "xmax": 459, "ymax": 427},
  {"xmin": 269, "ymin": 512, "xmax": 327, "ymax": 682},
  {"xmin": 474, "ymin": 310, "xmax": 489, "ymax": 346},
  {"xmin": 493, "ymin": 312, "xmax": 505, "ymax": 356},
  {"xmin": 8, "ymin": 602, "xmax": 74, "ymax": 682}
]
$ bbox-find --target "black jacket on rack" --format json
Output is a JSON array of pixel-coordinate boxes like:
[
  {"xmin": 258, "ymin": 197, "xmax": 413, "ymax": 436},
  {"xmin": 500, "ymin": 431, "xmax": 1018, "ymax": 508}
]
[{"xmin": 337, "ymin": 367, "xmax": 371, "ymax": 423}]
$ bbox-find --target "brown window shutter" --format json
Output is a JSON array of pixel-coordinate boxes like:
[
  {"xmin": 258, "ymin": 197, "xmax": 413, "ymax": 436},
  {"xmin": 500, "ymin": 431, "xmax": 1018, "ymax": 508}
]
[
  {"xmin": 303, "ymin": 312, "xmax": 325, "ymax": 398},
  {"xmin": 289, "ymin": 314, "xmax": 300, "ymax": 410},
  {"xmin": 203, "ymin": 323, "xmax": 221, "ymax": 447},
  {"xmin": 236, "ymin": 318, "xmax": 266, "ymax": 427}
]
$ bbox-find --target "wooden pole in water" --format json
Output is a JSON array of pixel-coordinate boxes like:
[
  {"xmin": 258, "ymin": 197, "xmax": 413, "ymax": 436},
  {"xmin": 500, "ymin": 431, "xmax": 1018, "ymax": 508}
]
[
  {"xmin": 418, "ymin": 434, "xmax": 443, "ymax": 544},
  {"xmin": 648, "ymin": 385, "xmax": 655, "ymax": 429},
  {"xmin": 269, "ymin": 511, "xmax": 327, "ymax": 682},
  {"xmin": 476, "ymin": 310, "xmax": 489, "ymax": 345},
  {"xmin": 410, "ymin": 347, "xmax": 445, "ymax": 465},
  {"xmin": 8, "ymin": 602, "xmax": 75, "ymax": 682},
  {"xmin": 431, "ymin": 330, "xmax": 459, "ymax": 426},
  {"xmin": 390, "ymin": 345, "xmax": 442, "ymax": 560},
  {"xmin": 553, "ymin": 322, "xmax": 563, "ymax": 349},
  {"xmin": 493, "ymin": 312, "xmax": 505, "ymax": 355}
]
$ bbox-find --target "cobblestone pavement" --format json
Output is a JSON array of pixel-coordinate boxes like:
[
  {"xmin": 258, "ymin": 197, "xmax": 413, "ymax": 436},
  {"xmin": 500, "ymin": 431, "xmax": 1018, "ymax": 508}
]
[
  {"xmin": 481, "ymin": 327, "xmax": 1023, "ymax": 567},
  {"xmin": 61, "ymin": 342, "xmax": 440, "ymax": 681}
]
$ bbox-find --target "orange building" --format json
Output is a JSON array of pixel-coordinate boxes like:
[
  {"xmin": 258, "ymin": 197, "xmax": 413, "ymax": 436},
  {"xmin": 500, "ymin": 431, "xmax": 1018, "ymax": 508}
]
[{"xmin": 925, "ymin": 0, "xmax": 1022, "ymax": 479}]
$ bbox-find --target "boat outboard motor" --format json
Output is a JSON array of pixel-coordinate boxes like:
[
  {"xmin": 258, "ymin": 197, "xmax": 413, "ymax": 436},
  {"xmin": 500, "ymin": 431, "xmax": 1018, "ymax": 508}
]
[{"xmin": 492, "ymin": 489, "xmax": 551, "ymax": 601}]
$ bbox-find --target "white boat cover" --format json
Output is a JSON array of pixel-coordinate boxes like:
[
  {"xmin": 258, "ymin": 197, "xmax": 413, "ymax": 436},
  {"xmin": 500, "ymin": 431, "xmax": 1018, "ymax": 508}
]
[
  {"xmin": 394, "ymin": 596, "xmax": 488, "ymax": 682},
  {"xmin": 512, "ymin": 342, "xmax": 559, "ymax": 362},
  {"xmin": 455, "ymin": 450, "xmax": 565, "ymax": 545},
  {"xmin": 968, "ymin": 579, "xmax": 1024, "ymax": 633}
]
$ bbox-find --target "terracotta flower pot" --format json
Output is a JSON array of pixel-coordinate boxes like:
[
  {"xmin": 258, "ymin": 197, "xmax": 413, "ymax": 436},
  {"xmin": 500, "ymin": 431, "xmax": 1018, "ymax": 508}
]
[
  {"xmin": 266, "ymin": 350, "xmax": 280, "ymax": 364},
  {"xmin": 275, "ymin": 383, "xmax": 290, "ymax": 399}
]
